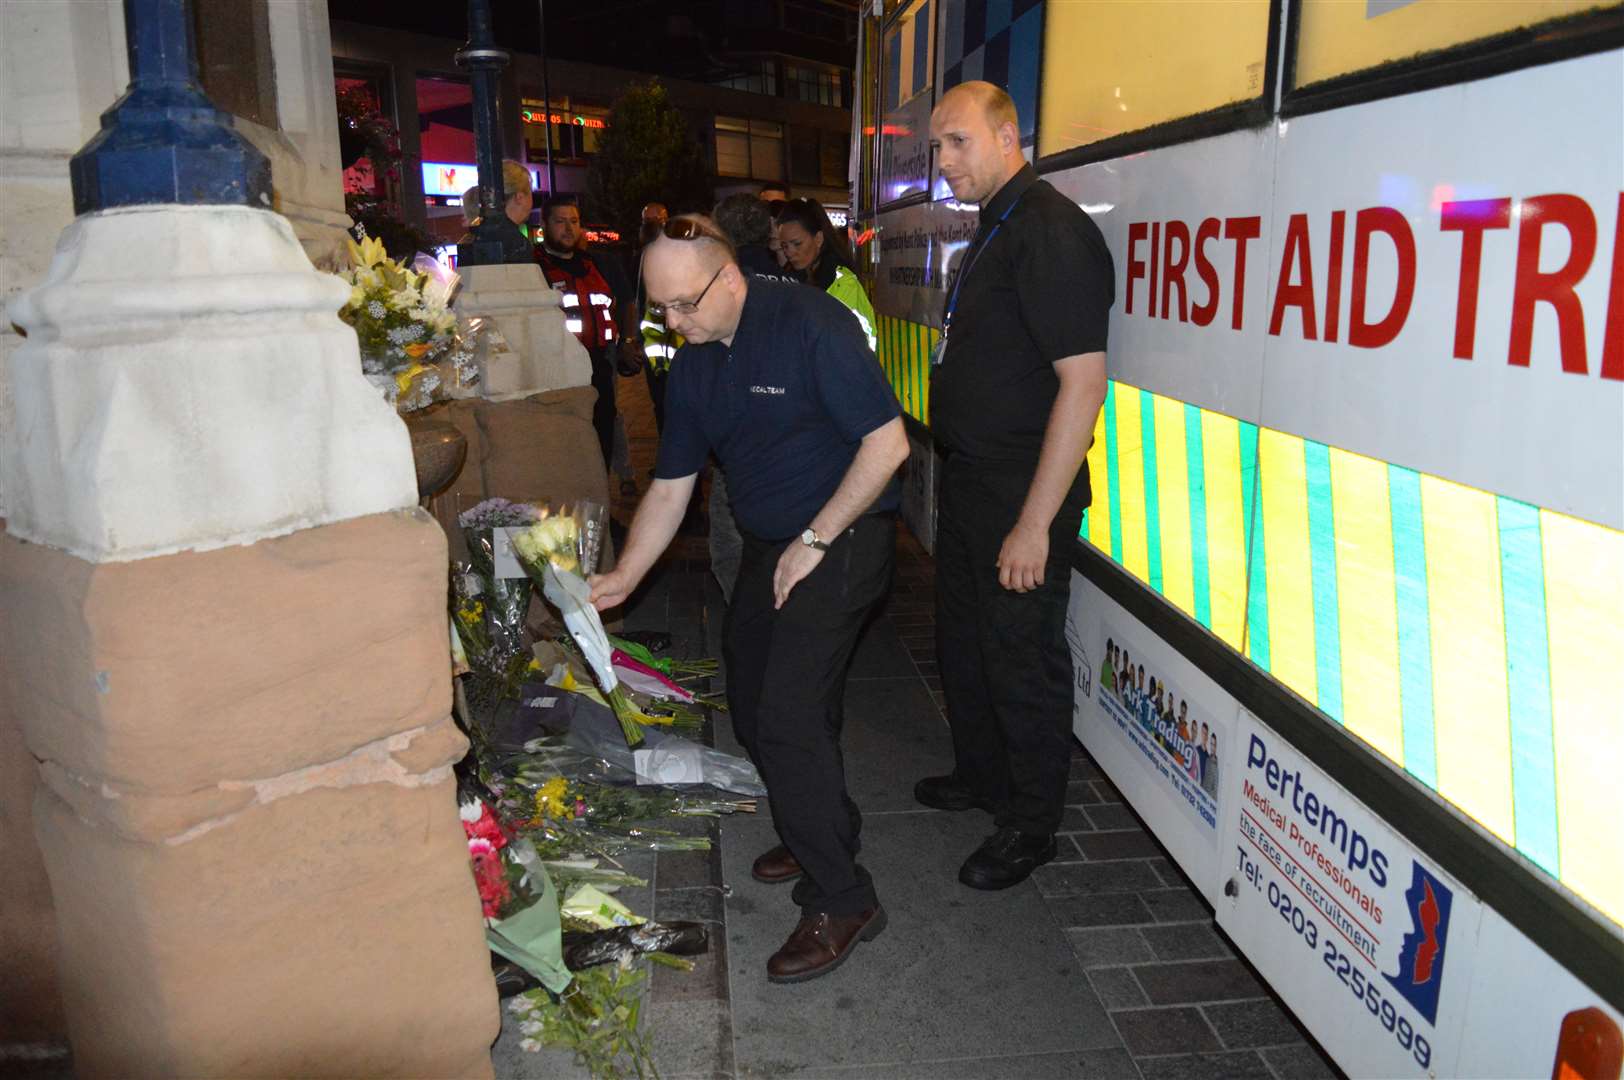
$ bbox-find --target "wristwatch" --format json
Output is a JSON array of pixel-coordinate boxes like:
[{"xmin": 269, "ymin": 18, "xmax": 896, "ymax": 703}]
[{"xmin": 799, "ymin": 528, "xmax": 830, "ymax": 552}]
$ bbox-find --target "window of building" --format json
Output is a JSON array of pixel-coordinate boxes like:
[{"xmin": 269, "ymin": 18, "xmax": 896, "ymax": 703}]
[
  {"xmin": 716, "ymin": 58, "xmax": 779, "ymax": 96},
  {"xmin": 714, "ymin": 116, "xmax": 784, "ymax": 180},
  {"xmin": 789, "ymin": 127, "xmax": 852, "ymax": 188},
  {"xmin": 194, "ymin": 0, "xmax": 279, "ymax": 128},
  {"xmin": 785, "ymin": 64, "xmax": 845, "ymax": 107}
]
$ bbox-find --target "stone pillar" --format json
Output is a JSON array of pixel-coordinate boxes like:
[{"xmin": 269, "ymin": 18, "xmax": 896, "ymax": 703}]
[{"xmin": 2, "ymin": 202, "xmax": 498, "ymax": 1076}]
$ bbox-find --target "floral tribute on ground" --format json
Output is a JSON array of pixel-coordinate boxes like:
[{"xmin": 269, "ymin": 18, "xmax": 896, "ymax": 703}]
[{"xmin": 446, "ymin": 498, "xmax": 761, "ymax": 1078}]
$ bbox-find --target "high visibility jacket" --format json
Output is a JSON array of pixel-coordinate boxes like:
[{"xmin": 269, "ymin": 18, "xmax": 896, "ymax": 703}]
[
  {"xmin": 827, "ymin": 265, "xmax": 878, "ymax": 353},
  {"xmin": 639, "ymin": 306, "xmax": 684, "ymax": 373},
  {"xmin": 536, "ymin": 250, "xmax": 618, "ymax": 350}
]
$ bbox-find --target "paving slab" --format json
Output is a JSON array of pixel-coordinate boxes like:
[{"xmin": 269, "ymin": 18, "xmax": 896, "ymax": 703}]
[
  {"xmin": 783, "ymin": 1046, "xmax": 1144, "ymax": 1079},
  {"xmin": 836, "ymin": 677, "xmax": 956, "ymax": 811},
  {"xmin": 722, "ymin": 809, "xmax": 1121, "ymax": 1073}
]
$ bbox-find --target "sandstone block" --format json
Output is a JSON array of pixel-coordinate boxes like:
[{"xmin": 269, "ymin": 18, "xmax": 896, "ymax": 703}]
[
  {"xmin": 37, "ymin": 776, "xmax": 498, "ymax": 1078},
  {"xmin": 0, "ymin": 510, "xmax": 453, "ymax": 797}
]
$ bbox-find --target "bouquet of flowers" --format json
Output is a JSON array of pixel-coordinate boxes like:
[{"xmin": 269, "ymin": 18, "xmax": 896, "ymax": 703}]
[
  {"xmin": 461, "ymin": 796, "xmax": 573, "ymax": 995},
  {"xmin": 338, "ymin": 232, "xmax": 459, "ymax": 408},
  {"xmin": 509, "ymin": 505, "xmax": 648, "ymax": 747},
  {"xmin": 458, "ymin": 498, "xmax": 544, "ymax": 662}
]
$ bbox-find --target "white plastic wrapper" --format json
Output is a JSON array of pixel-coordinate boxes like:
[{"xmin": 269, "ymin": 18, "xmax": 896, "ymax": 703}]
[{"xmin": 541, "ymin": 561, "xmax": 619, "ymax": 694}]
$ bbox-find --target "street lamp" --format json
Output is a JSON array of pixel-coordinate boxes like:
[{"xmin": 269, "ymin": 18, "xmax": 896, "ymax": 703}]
[{"xmin": 456, "ymin": 0, "xmax": 532, "ymax": 266}]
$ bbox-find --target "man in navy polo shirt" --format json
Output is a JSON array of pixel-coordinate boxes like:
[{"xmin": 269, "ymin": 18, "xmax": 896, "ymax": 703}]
[{"xmin": 590, "ymin": 214, "xmax": 908, "ymax": 984}]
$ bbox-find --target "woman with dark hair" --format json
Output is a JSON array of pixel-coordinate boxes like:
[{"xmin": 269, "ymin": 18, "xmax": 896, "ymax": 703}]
[{"xmin": 774, "ymin": 197, "xmax": 876, "ymax": 351}]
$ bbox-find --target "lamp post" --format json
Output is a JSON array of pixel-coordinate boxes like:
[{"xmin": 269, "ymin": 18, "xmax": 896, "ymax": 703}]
[
  {"xmin": 456, "ymin": 0, "xmax": 532, "ymax": 266},
  {"xmin": 69, "ymin": 0, "xmax": 271, "ymax": 215}
]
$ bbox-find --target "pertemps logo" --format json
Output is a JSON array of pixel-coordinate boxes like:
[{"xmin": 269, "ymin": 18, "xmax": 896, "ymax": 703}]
[{"xmin": 1383, "ymin": 862, "xmax": 1454, "ymax": 1025}]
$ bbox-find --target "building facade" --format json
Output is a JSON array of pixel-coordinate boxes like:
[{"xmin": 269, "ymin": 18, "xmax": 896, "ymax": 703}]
[{"xmin": 328, "ymin": 18, "xmax": 855, "ymax": 250}]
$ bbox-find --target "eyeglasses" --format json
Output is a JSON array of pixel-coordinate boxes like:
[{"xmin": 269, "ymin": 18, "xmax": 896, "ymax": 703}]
[{"xmin": 649, "ymin": 265, "xmax": 724, "ymax": 319}]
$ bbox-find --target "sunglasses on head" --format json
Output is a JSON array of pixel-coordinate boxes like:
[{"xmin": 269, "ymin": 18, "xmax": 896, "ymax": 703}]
[{"xmin": 666, "ymin": 218, "xmax": 725, "ymax": 241}]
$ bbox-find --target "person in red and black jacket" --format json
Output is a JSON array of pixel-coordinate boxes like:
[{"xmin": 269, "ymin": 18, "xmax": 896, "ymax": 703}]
[{"xmin": 535, "ymin": 194, "xmax": 621, "ymax": 468}]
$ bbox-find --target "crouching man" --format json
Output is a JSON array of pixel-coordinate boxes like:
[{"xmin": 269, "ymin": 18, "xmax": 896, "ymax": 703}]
[{"xmin": 589, "ymin": 215, "xmax": 907, "ymax": 982}]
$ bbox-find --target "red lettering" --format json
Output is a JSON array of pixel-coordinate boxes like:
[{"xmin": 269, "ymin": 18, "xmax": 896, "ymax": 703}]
[
  {"xmin": 1510, "ymin": 194, "xmax": 1597, "ymax": 374},
  {"xmin": 1603, "ymin": 194, "xmax": 1623, "ymax": 381},
  {"xmin": 1191, "ymin": 217, "xmax": 1222, "ymax": 327},
  {"xmin": 1440, "ymin": 197, "xmax": 1513, "ymax": 360},
  {"xmin": 1150, "ymin": 221, "xmax": 1162, "ymax": 320},
  {"xmin": 1269, "ymin": 213, "xmax": 1318, "ymax": 340},
  {"xmin": 1126, "ymin": 221, "xmax": 1148, "ymax": 315},
  {"xmin": 1162, "ymin": 220, "xmax": 1191, "ymax": 322},
  {"xmin": 1324, "ymin": 210, "xmax": 1346, "ymax": 343},
  {"xmin": 1224, "ymin": 216, "xmax": 1262, "ymax": 331},
  {"xmin": 1349, "ymin": 206, "xmax": 1416, "ymax": 350}
]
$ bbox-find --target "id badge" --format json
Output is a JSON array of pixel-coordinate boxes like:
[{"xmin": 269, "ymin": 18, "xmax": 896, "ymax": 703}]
[{"xmin": 930, "ymin": 334, "xmax": 948, "ymax": 367}]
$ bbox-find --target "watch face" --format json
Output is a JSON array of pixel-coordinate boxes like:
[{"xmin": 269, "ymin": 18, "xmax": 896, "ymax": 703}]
[{"xmin": 801, "ymin": 529, "xmax": 816, "ymax": 545}]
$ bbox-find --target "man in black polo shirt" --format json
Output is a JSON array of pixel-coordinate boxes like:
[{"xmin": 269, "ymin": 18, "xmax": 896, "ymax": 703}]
[
  {"xmin": 919, "ymin": 81, "xmax": 1113, "ymax": 889},
  {"xmin": 589, "ymin": 215, "xmax": 908, "ymax": 982}
]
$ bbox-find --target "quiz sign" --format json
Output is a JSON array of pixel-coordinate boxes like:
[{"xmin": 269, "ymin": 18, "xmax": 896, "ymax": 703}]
[{"xmin": 1219, "ymin": 711, "xmax": 1484, "ymax": 1078}]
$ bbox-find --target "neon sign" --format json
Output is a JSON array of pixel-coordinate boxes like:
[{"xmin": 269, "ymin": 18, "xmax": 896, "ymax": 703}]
[{"xmin": 521, "ymin": 110, "xmax": 607, "ymax": 129}]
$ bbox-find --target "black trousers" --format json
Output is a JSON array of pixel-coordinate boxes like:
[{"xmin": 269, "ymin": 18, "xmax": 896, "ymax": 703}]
[
  {"xmin": 723, "ymin": 514, "xmax": 894, "ymax": 916},
  {"xmin": 587, "ymin": 348, "xmax": 617, "ymax": 468},
  {"xmin": 935, "ymin": 456, "xmax": 1080, "ymax": 836}
]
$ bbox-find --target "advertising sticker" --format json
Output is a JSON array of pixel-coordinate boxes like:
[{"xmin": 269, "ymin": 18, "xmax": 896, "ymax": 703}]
[{"xmin": 1218, "ymin": 710, "xmax": 1484, "ymax": 1078}]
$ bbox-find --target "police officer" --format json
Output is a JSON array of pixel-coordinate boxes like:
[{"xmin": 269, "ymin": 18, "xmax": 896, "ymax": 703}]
[
  {"xmin": 590, "ymin": 215, "xmax": 907, "ymax": 982},
  {"xmin": 918, "ymin": 81, "xmax": 1113, "ymax": 889}
]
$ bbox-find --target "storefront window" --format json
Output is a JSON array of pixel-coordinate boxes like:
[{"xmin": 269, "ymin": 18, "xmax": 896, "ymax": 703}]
[{"xmin": 521, "ymin": 100, "xmax": 610, "ymax": 162}]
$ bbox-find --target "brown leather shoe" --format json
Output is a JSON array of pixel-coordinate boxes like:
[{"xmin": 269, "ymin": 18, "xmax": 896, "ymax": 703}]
[
  {"xmin": 766, "ymin": 907, "xmax": 887, "ymax": 983},
  {"xmin": 751, "ymin": 844, "xmax": 803, "ymax": 884}
]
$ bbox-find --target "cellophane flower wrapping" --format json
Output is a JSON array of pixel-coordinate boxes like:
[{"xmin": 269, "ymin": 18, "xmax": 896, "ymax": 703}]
[
  {"xmin": 460, "ymin": 795, "xmax": 572, "ymax": 994},
  {"xmin": 339, "ymin": 233, "xmax": 481, "ymax": 413},
  {"xmin": 509, "ymin": 504, "xmax": 646, "ymax": 747},
  {"xmin": 458, "ymin": 498, "xmax": 543, "ymax": 662}
]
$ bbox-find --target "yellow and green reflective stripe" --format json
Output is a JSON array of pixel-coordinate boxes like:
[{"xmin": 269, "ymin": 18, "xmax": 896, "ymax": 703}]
[
  {"xmin": 1542, "ymin": 508, "xmax": 1623, "ymax": 921},
  {"xmin": 1329, "ymin": 447, "xmax": 1404, "ymax": 765},
  {"xmin": 1422, "ymin": 475, "xmax": 1515, "ymax": 846},
  {"xmin": 1497, "ymin": 496, "xmax": 1558, "ymax": 877}
]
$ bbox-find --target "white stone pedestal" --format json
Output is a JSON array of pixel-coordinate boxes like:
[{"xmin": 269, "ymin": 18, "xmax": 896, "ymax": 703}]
[
  {"xmin": 454, "ymin": 262, "xmax": 591, "ymax": 401},
  {"xmin": 2, "ymin": 204, "xmax": 498, "ymax": 1076}
]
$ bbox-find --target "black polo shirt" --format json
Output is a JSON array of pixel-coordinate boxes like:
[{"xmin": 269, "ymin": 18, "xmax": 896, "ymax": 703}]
[
  {"xmin": 930, "ymin": 164, "xmax": 1114, "ymax": 503},
  {"xmin": 654, "ymin": 279, "xmax": 901, "ymax": 541}
]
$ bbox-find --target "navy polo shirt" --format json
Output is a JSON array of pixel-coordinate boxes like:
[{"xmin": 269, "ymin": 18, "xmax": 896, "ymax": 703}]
[{"xmin": 654, "ymin": 279, "xmax": 901, "ymax": 541}]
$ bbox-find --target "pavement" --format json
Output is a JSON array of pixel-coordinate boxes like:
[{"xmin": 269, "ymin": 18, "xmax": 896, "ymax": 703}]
[{"xmin": 490, "ymin": 373, "xmax": 1343, "ymax": 1079}]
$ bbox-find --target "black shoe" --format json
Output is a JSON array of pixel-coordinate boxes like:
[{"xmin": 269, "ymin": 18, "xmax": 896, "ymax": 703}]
[
  {"xmin": 958, "ymin": 827, "xmax": 1057, "ymax": 890},
  {"xmin": 914, "ymin": 774, "xmax": 995, "ymax": 813}
]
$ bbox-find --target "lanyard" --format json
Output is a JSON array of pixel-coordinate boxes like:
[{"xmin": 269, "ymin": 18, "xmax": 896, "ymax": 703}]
[{"xmin": 941, "ymin": 189, "xmax": 1025, "ymax": 335}]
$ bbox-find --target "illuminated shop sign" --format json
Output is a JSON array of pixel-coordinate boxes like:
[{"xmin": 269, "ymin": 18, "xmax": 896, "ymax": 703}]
[{"xmin": 521, "ymin": 109, "xmax": 607, "ymax": 129}]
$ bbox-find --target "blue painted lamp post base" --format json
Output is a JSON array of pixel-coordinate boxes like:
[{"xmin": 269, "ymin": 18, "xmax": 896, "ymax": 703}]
[{"xmin": 69, "ymin": 0, "xmax": 271, "ymax": 216}]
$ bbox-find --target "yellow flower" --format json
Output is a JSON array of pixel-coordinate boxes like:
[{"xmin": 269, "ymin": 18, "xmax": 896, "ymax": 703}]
[
  {"xmin": 394, "ymin": 361, "xmax": 429, "ymax": 395},
  {"xmin": 533, "ymin": 777, "xmax": 572, "ymax": 821},
  {"xmin": 403, "ymin": 342, "xmax": 432, "ymax": 360},
  {"xmin": 346, "ymin": 233, "xmax": 389, "ymax": 270}
]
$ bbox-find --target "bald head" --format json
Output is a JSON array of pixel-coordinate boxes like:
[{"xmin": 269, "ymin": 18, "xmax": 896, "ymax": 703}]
[
  {"xmin": 931, "ymin": 80, "xmax": 1024, "ymax": 205},
  {"xmin": 642, "ymin": 214, "xmax": 745, "ymax": 345},
  {"xmin": 944, "ymin": 80, "xmax": 1018, "ymax": 132}
]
